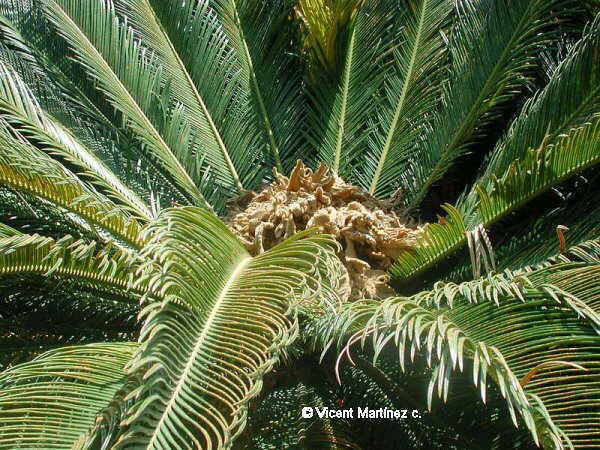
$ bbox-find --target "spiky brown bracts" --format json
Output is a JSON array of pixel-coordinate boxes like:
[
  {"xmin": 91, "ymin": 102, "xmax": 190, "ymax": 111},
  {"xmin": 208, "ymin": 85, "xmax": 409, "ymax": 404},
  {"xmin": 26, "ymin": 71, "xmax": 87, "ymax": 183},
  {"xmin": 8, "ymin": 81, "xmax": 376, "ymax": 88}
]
[{"xmin": 227, "ymin": 161, "xmax": 423, "ymax": 301}]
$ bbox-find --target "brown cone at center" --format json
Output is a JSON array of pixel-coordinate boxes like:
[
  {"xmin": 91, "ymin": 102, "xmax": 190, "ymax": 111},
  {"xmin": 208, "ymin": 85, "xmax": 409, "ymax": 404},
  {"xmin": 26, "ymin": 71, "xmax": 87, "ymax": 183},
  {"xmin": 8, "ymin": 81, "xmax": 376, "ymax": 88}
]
[{"xmin": 226, "ymin": 160, "xmax": 423, "ymax": 301}]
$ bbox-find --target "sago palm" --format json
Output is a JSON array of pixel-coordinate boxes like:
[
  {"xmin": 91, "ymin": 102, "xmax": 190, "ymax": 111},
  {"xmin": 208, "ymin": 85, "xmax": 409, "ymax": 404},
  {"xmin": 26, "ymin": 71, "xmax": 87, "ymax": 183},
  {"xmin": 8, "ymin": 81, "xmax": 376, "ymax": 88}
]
[{"xmin": 0, "ymin": 0, "xmax": 599, "ymax": 448}]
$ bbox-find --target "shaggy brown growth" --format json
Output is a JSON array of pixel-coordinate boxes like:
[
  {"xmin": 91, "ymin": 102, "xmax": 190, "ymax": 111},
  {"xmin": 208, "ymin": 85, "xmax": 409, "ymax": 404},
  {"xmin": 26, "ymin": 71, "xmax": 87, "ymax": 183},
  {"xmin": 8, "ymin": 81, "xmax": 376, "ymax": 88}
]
[{"xmin": 227, "ymin": 161, "xmax": 423, "ymax": 300}]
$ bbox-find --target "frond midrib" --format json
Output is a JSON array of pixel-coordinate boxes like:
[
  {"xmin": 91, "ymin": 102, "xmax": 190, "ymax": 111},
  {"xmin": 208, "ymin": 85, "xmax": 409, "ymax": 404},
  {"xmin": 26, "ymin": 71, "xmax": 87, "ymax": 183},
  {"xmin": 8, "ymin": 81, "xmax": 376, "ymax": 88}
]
[
  {"xmin": 333, "ymin": 25, "xmax": 356, "ymax": 175},
  {"xmin": 368, "ymin": 0, "xmax": 429, "ymax": 195},
  {"xmin": 146, "ymin": 1, "xmax": 244, "ymax": 193},
  {"xmin": 145, "ymin": 254, "xmax": 252, "ymax": 448},
  {"xmin": 409, "ymin": 0, "xmax": 537, "ymax": 209}
]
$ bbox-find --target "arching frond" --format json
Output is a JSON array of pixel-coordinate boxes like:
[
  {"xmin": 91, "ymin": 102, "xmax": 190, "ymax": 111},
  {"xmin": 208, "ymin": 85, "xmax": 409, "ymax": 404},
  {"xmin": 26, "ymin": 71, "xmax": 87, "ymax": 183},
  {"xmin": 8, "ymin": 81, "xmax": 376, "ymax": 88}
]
[
  {"xmin": 0, "ymin": 221, "xmax": 18, "ymax": 237},
  {"xmin": 41, "ymin": 0, "xmax": 209, "ymax": 208},
  {"xmin": 83, "ymin": 207, "xmax": 343, "ymax": 448},
  {"xmin": 0, "ymin": 229, "xmax": 144, "ymax": 369},
  {"xmin": 317, "ymin": 261, "xmax": 600, "ymax": 448},
  {"xmin": 113, "ymin": 0, "xmax": 261, "ymax": 194},
  {"xmin": 0, "ymin": 61, "xmax": 152, "ymax": 221},
  {"xmin": 0, "ymin": 123, "xmax": 146, "ymax": 248},
  {"xmin": 0, "ymin": 343, "xmax": 137, "ymax": 449},
  {"xmin": 1, "ymin": 286, "xmax": 138, "ymax": 369},
  {"xmin": 0, "ymin": 187, "xmax": 100, "ymax": 241},
  {"xmin": 392, "ymin": 118, "xmax": 600, "ymax": 282},
  {"xmin": 390, "ymin": 18, "xmax": 600, "ymax": 282},
  {"xmin": 0, "ymin": 7, "xmax": 121, "ymax": 134},
  {"xmin": 358, "ymin": 0, "xmax": 452, "ymax": 199},
  {"xmin": 406, "ymin": 0, "xmax": 577, "ymax": 210}
]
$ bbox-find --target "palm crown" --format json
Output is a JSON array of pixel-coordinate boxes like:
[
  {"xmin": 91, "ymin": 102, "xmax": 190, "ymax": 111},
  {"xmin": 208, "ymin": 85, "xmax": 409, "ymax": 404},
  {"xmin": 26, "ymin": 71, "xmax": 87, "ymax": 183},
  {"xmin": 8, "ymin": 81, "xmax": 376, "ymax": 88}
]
[{"xmin": 0, "ymin": 0, "xmax": 599, "ymax": 448}]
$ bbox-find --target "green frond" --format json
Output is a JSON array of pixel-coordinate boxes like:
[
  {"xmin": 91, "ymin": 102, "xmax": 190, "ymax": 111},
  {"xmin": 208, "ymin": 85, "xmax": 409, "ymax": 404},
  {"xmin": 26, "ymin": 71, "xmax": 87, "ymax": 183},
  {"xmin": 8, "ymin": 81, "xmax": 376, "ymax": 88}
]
[
  {"xmin": 476, "ymin": 121, "xmax": 600, "ymax": 224},
  {"xmin": 478, "ymin": 15, "xmax": 600, "ymax": 187},
  {"xmin": 41, "ymin": 0, "xmax": 209, "ymax": 208},
  {"xmin": 0, "ymin": 232, "xmax": 145, "ymax": 299},
  {"xmin": 392, "ymin": 87, "xmax": 600, "ymax": 283},
  {"xmin": 0, "ymin": 221, "xmax": 18, "ymax": 237},
  {"xmin": 358, "ymin": 0, "xmax": 452, "ymax": 199},
  {"xmin": 406, "ymin": 0, "xmax": 577, "ymax": 210},
  {"xmin": 113, "ymin": 0, "xmax": 261, "ymax": 195},
  {"xmin": 430, "ymin": 188, "xmax": 600, "ymax": 285},
  {"xmin": 390, "ymin": 202, "xmax": 468, "ymax": 281},
  {"xmin": 84, "ymin": 207, "xmax": 343, "ymax": 448},
  {"xmin": 318, "ymin": 261, "xmax": 600, "ymax": 448},
  {"xmin": 296, "ymin": 0, "xmax": 365, "ymax": 76},
  {"xmin": 0, "ymin": 61, "xmax": 153, "ymax": 221},
  {"xmin": 0, "ymin": 123, "xmax": 146, "ymax": 248},
  {"xmin": 0, "ymin": 231, "xmax": 143, "ymax": 369},
  {"xmin": 0, "ymin": 8, "xmax": 121, "ymax": 134},
  {"xmin": 0, "ymin": 8, "xmax": 195, "ymax": 212},
  {"xmin": 0, "ymin": 343, "xmax": 137, "ymax": 449},
  {"xmin": 0, "ymin": 187, "xmax": 100, "ymax": 241},
  {"xmin": 308, "ymin": 0, "xmax": 391, "ymax": 177},
  {"xmin": 211, "ymin": 0, "xmax": 306, "ymax": 173}
]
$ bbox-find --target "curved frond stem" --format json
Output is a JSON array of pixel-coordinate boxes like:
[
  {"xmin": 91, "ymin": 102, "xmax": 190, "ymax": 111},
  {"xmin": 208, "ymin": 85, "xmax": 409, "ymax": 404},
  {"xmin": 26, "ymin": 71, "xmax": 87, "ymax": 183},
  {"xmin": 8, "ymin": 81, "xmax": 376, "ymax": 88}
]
[
  {"xmin": 230, "ymin": 1, "xmax": 283, "ymax": 172},
  {"xmin": 118, "ymin": 0, "xmax": 244, "ymax": 192},
  {"xmin": 308, "ymin": 0, "xmax": 390, "ymax": 177}
]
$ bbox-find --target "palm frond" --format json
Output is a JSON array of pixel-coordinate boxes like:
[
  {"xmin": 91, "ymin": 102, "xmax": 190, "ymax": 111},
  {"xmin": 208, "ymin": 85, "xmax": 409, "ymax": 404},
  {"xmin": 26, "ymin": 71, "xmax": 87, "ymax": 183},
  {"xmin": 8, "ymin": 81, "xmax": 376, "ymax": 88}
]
[
  {"xmin": 391, "ymin": 20, "xmax": 600, "ymax": 282},
  {"xmin": 0, "ymin": 7, "xmax": 121, "ymax": 134},
  {"xmin": 0, "ymin": 230, "xmax": 143, "ymax": 368},
  {"xmin": 0, "ymin": 221, "xmax": 18, "ymax": 237},
  {"xmin": 0, "ymin": 343, "xmax": 137, "ymax": 449},
  {"xmin": 405, "ymin": 0, "xmax": 576, "ymax": 210},
  {"xmin": 0, "ymin": 61, "xmax": 153, "ymax": 221},
  {"xmin": 210, "ymin": 0, "xmax": 306, "ymax": 173},
  {"xmin": 0, "ymin": 122, "xmax": 146, "ymax": 248},
  {"xmin": 295, "ymin": 0, "xmax": 365, "ymax": 76},
  {"xmin": 42, "ymin": 0, "xmax": 209, "ymax": 208},
  {"xmin": 0, "ymin": 8, "xmax": 196, "ymax": 211},
  {"xmin": 0, "ymin": 186, "xmax": 100, "ymax": 240},
  {"xmin": 478, "ymin": 14, "xmax": 600, "ymax": 187},
  {"xmin": 428, "ymin": 185, "xmax": 600, "ymax": 285},
  {"xmin": 317, "ymin": 259, "xmax": 600, "ymax": 448},
  {"xmin": 83, "ymin": 207, "xmax": 343, "ymax": 448},
  {"xmin": 0, "ymin": 232, "xmax": 145, "ymax": 299},
  {"xmin": 358, "ymin": 0, "xmax": 452, "ymax": 199},
  {"xmin": 113, "ymin": 0, "xmax": 263, "ymax": 195},
  {"xmin": 308, "ymin": 0, "xmax": 391, "ymax": 177}
]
